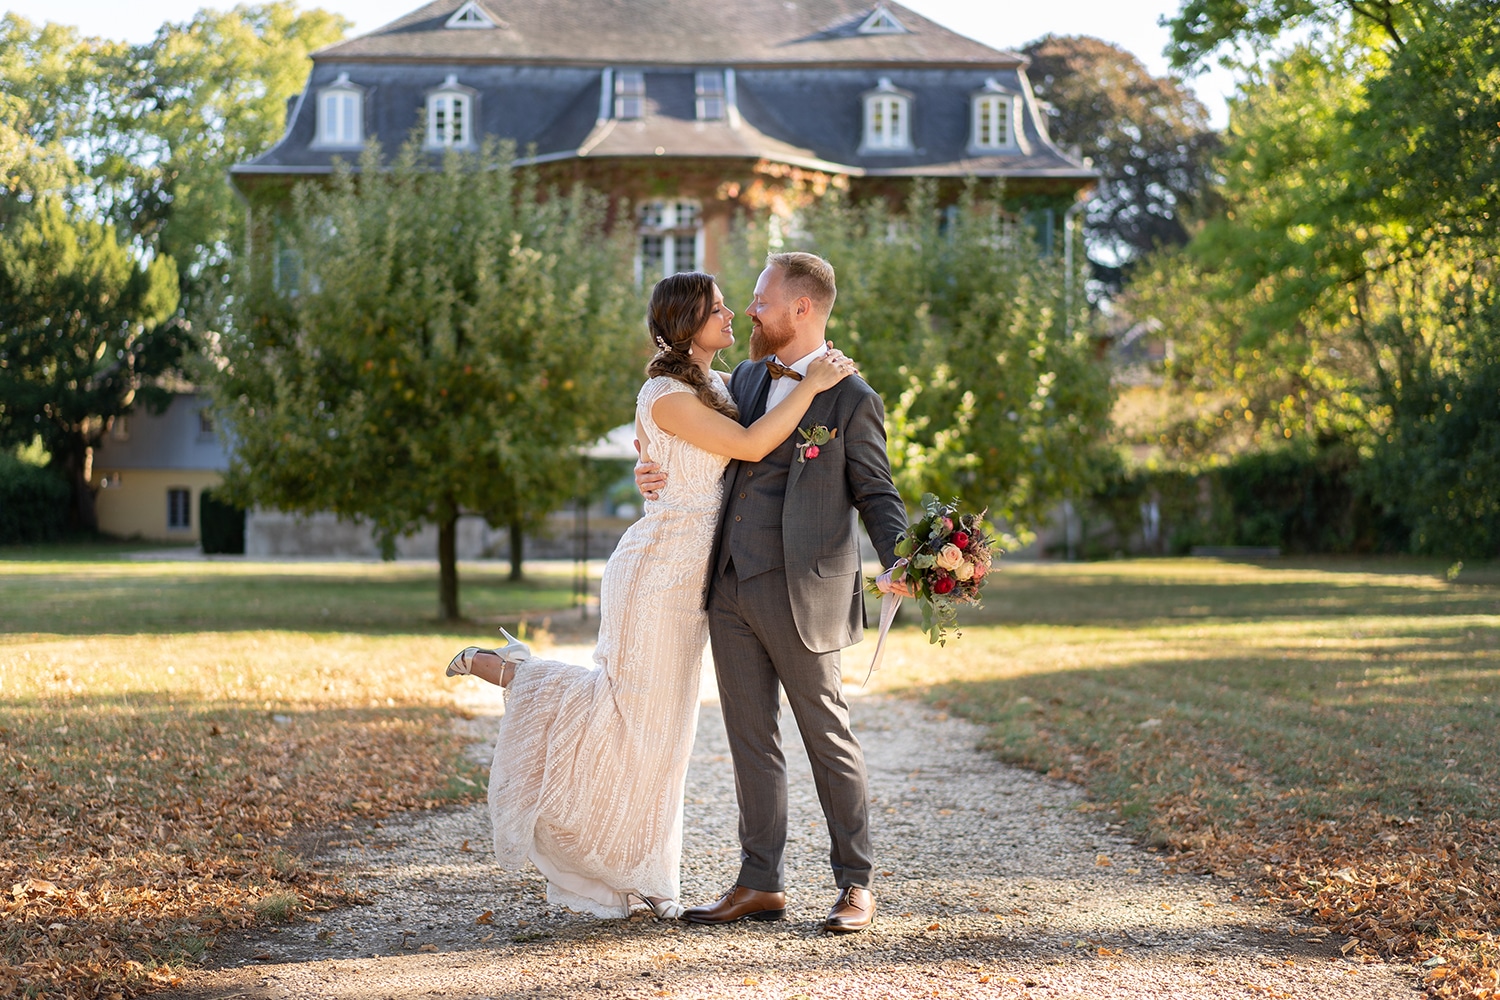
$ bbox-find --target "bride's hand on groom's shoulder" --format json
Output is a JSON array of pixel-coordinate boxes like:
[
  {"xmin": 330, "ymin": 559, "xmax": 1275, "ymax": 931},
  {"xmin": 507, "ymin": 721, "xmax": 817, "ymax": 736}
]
[{"xmin": 805, "ymin": 346, "xmax": 859, "ymax": 392}]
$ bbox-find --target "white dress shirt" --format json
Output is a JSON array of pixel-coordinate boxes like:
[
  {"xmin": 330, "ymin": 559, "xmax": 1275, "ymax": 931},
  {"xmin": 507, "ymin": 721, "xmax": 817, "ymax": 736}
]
[{"xmin": 764, "ymin": 342, "xmax": 829, "ymax": 412}]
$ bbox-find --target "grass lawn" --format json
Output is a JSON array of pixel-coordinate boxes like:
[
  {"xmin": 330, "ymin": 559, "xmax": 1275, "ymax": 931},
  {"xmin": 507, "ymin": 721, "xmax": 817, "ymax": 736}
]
[
  {"xmin": 1, "ymin": 553, "xmax": 577, "ymax": 999},
  {"xmin": 873, "ymin": 558, "xmax": 1500, "ymax": 999},
  {"xmin": 5, "ymin": 552, "xmax": 1498, "ymax": 998}
]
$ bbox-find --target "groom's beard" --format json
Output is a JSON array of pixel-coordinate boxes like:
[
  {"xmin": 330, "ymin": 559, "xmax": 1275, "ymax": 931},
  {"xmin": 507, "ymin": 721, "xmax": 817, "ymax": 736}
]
[{"xmin": 749, "ymin": 320, "xmax": 794, "ymax": 361}]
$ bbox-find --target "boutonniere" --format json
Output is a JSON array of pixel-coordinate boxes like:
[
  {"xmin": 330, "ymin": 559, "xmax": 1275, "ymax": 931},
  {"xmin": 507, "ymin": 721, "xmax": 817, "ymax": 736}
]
[{"xmin": 796, "ymin": 424, "xmax": 837, "ymax": 462}]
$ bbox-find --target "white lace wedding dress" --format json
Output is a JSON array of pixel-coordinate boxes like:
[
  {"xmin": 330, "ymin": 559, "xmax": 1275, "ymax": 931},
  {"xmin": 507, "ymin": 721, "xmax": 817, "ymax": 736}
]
[{"xmin": 488, "ymin": 375, "xmax": 730, "ymax": 917}]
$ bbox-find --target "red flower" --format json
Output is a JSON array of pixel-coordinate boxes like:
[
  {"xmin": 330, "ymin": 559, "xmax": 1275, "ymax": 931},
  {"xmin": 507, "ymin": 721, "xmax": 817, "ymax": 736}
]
[
  {"xmin": 951, "ymin": 531, "xmax": 969, "ymax": 549},
  {"xmin": 933, "ymin": 575, "xmax": 956, "ymax": 595},
  {"xmin": 806, "ymin": 444, "xmax": 820, "ymax": 459}
]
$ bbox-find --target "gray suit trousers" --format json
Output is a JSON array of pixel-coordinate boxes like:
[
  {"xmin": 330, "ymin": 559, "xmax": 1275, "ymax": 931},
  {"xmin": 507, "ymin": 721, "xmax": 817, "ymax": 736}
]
[{"xmin": 707, "ymin": 560, "xmax": 873, "ymax": 893}]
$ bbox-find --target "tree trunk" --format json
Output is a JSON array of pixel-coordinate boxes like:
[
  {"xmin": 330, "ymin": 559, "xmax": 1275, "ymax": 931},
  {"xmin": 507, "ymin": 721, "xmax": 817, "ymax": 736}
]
[
  {"xmin": 509, "ymin": 519, "xmax": 524, "ymax": 581},
  {"xmin": 60, "ymin": 445, "xmax": 98, "ymax": 534},
  {"xmin": 438, "ymin": 512, "xmax": 460, "ymax": 621}
]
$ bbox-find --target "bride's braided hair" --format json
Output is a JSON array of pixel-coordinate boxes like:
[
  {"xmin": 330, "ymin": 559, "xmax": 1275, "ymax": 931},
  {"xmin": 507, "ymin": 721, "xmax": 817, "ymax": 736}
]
[{"xmin": 645, "ymin": 271, "xmax": 739, "ymax": 419}]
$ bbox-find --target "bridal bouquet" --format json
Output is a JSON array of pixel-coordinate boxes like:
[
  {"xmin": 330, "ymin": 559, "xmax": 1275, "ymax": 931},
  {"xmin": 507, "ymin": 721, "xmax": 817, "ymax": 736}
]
[{"xmin": 868, "ymin": 493, "xmax": 999, "ymax": 645}]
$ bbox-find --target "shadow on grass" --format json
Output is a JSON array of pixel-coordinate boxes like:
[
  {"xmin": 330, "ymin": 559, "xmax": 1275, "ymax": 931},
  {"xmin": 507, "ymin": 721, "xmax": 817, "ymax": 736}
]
[
  {"xmin": 960, "ymin": 560, "xmax": 1500, "ymax": 628},
  {"xmin": 0, "ymin": 564, "xmax": 577, "ymax": 637}
]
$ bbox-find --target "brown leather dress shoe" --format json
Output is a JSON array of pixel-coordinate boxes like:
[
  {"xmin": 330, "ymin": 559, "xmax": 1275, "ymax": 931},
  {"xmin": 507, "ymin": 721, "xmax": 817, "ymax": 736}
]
[
  {"xmin": 823, "ymin": 885, "xmax": 875, "ymax": 933},
  {"xmin": 681, "ymin": 885, "xmax": 786, "ymax": 924}
]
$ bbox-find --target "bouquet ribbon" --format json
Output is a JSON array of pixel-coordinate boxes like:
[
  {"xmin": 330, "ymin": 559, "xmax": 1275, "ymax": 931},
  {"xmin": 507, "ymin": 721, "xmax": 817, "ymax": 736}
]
[{"xmin": 863, "ymin": 591, "xmax": 902, "ymax": 688}]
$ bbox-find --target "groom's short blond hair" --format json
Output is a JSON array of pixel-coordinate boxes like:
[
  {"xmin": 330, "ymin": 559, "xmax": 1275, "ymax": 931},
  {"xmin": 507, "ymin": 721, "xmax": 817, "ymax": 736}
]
[{"xmin": 767, "ymin": 251, "xmax": 836, "ymax": 316}]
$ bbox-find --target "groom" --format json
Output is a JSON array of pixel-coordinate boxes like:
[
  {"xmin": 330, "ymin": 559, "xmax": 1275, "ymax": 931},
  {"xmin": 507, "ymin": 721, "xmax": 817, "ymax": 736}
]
[{"xmin": 638, "ymin": 252, "xmax": 907, "ymax": 933}]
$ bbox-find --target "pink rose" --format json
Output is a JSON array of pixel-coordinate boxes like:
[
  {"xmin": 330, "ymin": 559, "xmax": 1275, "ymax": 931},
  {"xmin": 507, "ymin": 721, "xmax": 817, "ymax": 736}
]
[
  {"xmin": 933, "ymin": 575, "xmax": 956, "ymax": 595},
  {"xmin": 806, "ymin": 444, "xmax": 819, "ymax": 459},
  {"xmin": 972, "ymin": 560, "xmax": 988, "ymax": 581},
  {"xmin": 935, "ymin": 544, "xmax": 964, "ymax": 571},
  {"xmin": 941, "ymin": 517, "xmax": 953, "ymax": 533}
]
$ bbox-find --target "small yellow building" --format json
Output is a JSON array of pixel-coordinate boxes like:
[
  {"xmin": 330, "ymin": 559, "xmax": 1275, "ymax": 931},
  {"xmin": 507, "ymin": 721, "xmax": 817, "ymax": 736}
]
[{"xmin": 90, "ymin": 393, "xmax": 228, "ymax": 543}]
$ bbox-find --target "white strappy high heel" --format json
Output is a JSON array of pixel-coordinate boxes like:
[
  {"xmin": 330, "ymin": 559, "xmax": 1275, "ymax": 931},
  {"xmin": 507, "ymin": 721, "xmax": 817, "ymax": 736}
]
[
  {"xmin": 495, "ymin": 626, "xmax": 532, "ymax": 664},
  {"xmin": 627, "ymin": 893, "xmax": 685, "ymax": 920},
  {"xmin": 445, "ymin": 627, "xmax": 531, "ymax": 678},
  {"xmin": 445, "ymin": 646, "xmax": 483, "ymax": 677}
]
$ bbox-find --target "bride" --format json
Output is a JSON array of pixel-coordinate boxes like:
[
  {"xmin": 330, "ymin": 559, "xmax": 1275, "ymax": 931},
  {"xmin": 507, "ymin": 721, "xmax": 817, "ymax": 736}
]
[{"xmin": 445, "ymin": 271, "xmax": 856, "ymax": 919}]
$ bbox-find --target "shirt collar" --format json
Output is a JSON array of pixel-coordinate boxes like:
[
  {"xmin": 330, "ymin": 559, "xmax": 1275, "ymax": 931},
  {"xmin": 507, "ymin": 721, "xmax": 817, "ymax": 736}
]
[{"xmin": 775, "ymin": 342, "xmax": 829, "ymax": 376}]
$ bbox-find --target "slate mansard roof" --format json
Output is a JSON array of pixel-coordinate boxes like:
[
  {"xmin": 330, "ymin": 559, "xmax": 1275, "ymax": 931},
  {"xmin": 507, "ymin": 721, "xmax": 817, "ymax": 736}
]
[{"xmin": 232, "ymin": 0, "xmax": 1094, "ymax": 183}]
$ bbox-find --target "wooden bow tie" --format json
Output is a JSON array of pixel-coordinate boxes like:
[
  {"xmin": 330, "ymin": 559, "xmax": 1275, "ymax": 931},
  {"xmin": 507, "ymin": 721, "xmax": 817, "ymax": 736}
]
[{"xmin": 765, "ymin": 359, "xmax": 803, "ymax": 381}]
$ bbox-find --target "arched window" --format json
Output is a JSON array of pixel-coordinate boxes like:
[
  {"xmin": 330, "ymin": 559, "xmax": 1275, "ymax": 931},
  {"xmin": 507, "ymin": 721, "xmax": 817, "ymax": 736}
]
[
  {"xmin": 316, "ymin": 73, "xmax": 363, "ymax": 148},
  {"xmin": 427, "ymin": 75, "xmax": 476, "ymax": 148},
  {"xmin": 862, "ymin": 78, "xmax": 912, "ymax": 152},
  {"xmin": 971, "ymin": 80, "xmax": 1019, "ymax": 152}
]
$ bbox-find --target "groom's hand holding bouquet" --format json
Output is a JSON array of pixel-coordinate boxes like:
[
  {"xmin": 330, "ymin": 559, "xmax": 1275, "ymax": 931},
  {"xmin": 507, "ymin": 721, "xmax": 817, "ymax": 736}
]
[{"xmin": 871, "ymin": 493, "xmax": 999, "ymax": 646}]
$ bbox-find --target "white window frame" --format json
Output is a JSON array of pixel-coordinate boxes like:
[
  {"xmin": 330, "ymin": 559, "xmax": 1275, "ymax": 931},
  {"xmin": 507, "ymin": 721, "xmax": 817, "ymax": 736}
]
[
  {"xmin": 861, "ymin": 78, "xmax": 912, "ymax": 153},
  {"xmin": 972, "ymin": 95, "xmax": 1015, "ymax": 151},
  {"xmin": 315, "ymin": 73, "xmax": 363, "ymax": 148},
  {"xmin": 695, "ymin": 71, "xmax": 726, "ymax": 121},
  {"xmin": 858, "ymin": 5, "xmax": 907, "ymax": 34},
  {"xmin": 635, "ymin": 199, "xmax": 703, "ymax": 284},
  {"xmin": 970, "ymin": 81, "xmax": 1019, "ymax": 153},
  {"xmin": 445, "ymin": 0, "xmax": 497, "ymax": 29},
  {"xmin": 615, "ymin": 71, "xmax": 645, "ymax": 119},
  {"xmin": 426, "ymin": 75, "xmax": 476, "ymax": 149}
]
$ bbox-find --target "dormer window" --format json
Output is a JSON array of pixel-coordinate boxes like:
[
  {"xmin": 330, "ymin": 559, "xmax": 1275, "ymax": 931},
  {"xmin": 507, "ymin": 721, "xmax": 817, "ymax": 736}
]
[
  {"xmin": 316, "ymin": 73, "xmax": 363, "ymax": 147},
  {"xmin": 862, "ymin": 78, "xmax": 912, "ymax": 153},
  {"xmin": 858, "ymin": 5, "xmax": 907, "ymax": 34},
  {"xmin": 445, "ymin": 1, "xmax": 497, "ymax": 28},
  {"xmin": 615, "ymin": 71, "xmax": 645, "ymax": 119},
  {"xmin": 695, "ymin": 71, "xmax": 725, "ymax": 121},
  {"xmin": 970, "ymin": 80, "xmax": 1019, "ymax": 152},
  {"xmin": 426, "ymin": 75, "xmax": 475, "ymax": 148}
]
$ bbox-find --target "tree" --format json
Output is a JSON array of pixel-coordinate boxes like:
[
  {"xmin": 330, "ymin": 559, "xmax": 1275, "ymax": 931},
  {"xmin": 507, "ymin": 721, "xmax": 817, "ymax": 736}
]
[
  {"xmin": 1131, "ymin": 0, "xmax": 1500, "ymax": 554},
  {"xmin": 1023, "ymin": 34, "xmax": 1220, "ymax": 290},
  {"xmin": 115, "ymin": 4, "xmax": 350, "ymax": 328},
  {"xmin": 0, "ymin": 7, "xmax": 346, "ymax": 533},
  {"xmin": 796, "ymin": 181, "xmax": 1115, "ymax": 539},
  {"xmin": 214, "ymin": 140, "xmax": 645, "ymax": 620},
  {"xmin": 0, "ymin": 7, "xmax": 348, "ymax": 329},
  {"xmin": 0, "ymin": 197, "xmax": 183, "ymax": 528}
]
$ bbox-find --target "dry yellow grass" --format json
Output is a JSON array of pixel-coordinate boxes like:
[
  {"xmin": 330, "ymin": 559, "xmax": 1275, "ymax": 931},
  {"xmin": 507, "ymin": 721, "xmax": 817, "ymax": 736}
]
[{"xmin": 2, "ymin": 556, "xmax": 570, "ymax": 999}]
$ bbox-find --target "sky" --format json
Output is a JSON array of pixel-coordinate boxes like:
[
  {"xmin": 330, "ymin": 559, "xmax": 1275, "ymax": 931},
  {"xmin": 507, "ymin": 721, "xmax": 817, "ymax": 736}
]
[{"xmin": 3, "ymin": 0, "xmax": 1236, "ymax": 128}]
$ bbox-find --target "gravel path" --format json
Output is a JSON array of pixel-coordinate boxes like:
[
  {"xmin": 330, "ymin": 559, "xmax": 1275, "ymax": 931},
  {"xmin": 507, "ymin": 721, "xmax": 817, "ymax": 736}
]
[{"xmin": 165, "ymin": 642, "xmax": 1420, "ymax": 1000}]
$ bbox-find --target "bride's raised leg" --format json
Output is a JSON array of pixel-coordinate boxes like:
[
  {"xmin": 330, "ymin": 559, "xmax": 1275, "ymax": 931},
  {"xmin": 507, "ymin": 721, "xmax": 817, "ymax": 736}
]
[{"xmin": 446, "ymin": 628, "xmax": 531, "ymax": 687}]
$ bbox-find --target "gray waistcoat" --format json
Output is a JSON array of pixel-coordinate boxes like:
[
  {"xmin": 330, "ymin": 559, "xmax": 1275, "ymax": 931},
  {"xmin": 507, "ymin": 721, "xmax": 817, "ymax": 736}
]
[{"xmin": 717, "ymin": 429, "xmax": 797, "ymax": 580}]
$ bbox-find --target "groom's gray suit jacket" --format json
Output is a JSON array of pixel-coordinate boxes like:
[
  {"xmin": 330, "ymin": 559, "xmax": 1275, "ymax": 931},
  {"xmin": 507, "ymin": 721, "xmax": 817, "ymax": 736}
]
[{"xmin": 708, "ymin": 358, "xmax": 908, "ymax": 653}]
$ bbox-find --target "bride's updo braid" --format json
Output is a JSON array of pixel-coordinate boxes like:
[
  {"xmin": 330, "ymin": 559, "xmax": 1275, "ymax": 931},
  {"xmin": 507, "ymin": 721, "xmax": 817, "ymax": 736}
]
[{"xmin": 645, "ymin": 272, "xmax": 739, "ymax": 419}]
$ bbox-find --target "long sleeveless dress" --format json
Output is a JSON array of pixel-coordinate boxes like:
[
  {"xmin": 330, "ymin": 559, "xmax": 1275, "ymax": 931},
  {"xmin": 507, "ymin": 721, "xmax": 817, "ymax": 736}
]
[{"xmin": 487, "ymin": 375, "xmax": 730, "ymax": 916}]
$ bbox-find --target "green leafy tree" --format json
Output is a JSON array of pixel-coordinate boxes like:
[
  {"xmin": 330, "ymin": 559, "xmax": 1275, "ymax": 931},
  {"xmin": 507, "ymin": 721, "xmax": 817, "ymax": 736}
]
[
  {"xmin": 1023, "ymin": 34, "xmax": 1220, "ymax": 289},
  {"xmin": 215, "ymin": 140, "xmax": 644, "ymax": 620},
  {"xmin": 0, "ymin": 7, "xmax": 347, "ymax": 326},
  {"xmin": 1131, "ymin": 0, "xmax": 1500, "ymax": 554},
  {"xmin": 799, "ymin": 181, "xmax": 1115, "ymax": 538},
  {"xmin": 116, "ymin": 4, "xmax": 350, "ymax": 327},
  {"xmin": 0, "ymin": 197, "xmax": 182, "ymax": 528}
]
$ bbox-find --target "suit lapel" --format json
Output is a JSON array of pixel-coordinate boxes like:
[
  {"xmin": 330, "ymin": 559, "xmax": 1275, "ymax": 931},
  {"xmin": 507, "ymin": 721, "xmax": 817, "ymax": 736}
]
[
  {"xmin": 744, "ymin": 362, "xmax": 772, "ymax": 424},
  {"xmin": 784, "ymin": 387, "xmax": 837, "ymax": 497}
]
